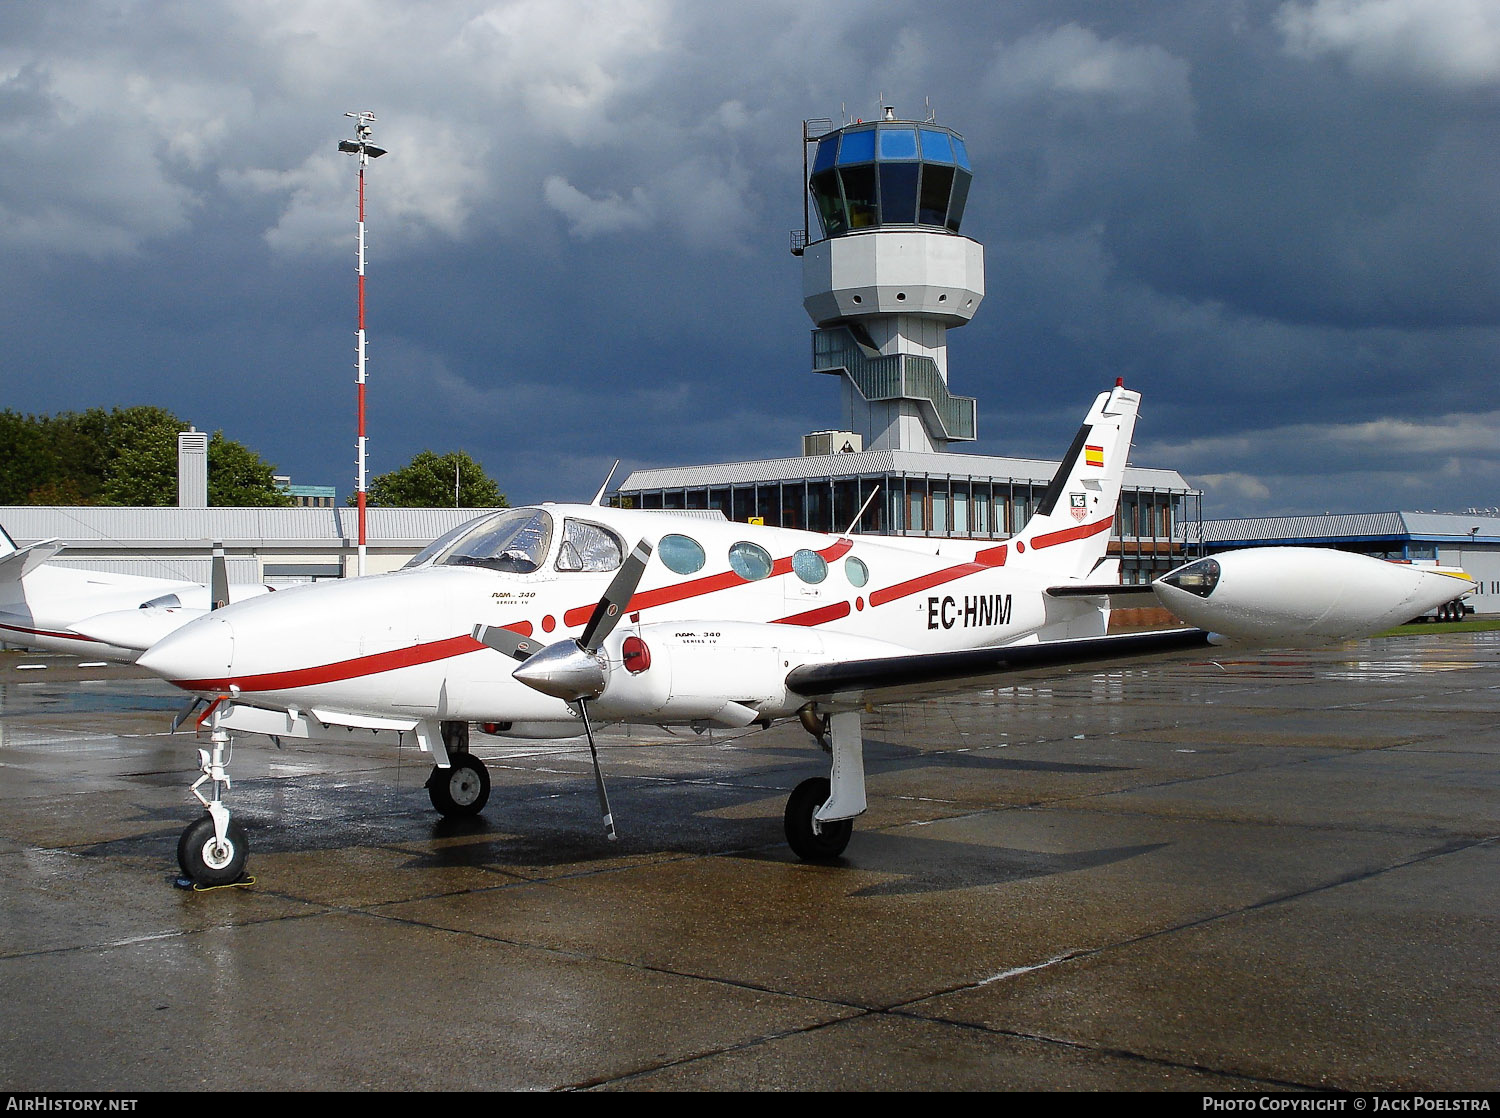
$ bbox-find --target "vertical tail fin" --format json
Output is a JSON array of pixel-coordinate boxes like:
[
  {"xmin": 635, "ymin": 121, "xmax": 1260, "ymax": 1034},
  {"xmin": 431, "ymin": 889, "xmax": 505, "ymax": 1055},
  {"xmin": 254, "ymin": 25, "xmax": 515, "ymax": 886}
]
[{"xmin": 1012, "ymin": 381, "xmax": 1140, "ymax": 580}]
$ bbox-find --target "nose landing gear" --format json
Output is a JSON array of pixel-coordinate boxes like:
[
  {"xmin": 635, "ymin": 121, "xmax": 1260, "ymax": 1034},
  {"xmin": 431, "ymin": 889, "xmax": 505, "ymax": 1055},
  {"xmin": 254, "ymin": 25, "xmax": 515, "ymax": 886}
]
[{"xmin": 177, "ymin": 699, "xmax": 251, "ymax": 888}]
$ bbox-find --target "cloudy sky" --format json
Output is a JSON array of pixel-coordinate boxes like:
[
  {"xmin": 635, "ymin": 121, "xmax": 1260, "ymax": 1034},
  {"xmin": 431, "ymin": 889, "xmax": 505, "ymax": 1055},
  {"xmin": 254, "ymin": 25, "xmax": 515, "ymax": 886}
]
[{"xmin": 2, "ymin": 0, "xmax": 1497, "ymax": 518}]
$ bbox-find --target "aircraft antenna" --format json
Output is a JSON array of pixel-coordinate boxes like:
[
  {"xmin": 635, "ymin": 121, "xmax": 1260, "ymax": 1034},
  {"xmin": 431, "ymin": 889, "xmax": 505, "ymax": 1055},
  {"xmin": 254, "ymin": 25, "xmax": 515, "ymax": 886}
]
[
  {"xmin": 845, "ymin": 484, "xmax": 881, "ymax": 535},
  {"xmin": 339, "ymin": 111, "xmax": 387, "ymax": 576},
  {"xmin": 591, "ymin": 461, "xmax": 621, "ymax": 506}
]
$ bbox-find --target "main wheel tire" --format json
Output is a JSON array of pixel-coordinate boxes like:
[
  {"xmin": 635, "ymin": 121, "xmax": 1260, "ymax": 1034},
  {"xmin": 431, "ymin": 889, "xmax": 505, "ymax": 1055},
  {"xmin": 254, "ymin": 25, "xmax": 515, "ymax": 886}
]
[
  {"xmin": 427, "ymin": 754, "xmax": 490, "ymax": 817},
  {"xmin": 177, "ymin": 814, "xmax": 248, "ymax": 887},
  {"xmin": 784, "ymin": 776, "xmax": 852, "ymax": 862}
]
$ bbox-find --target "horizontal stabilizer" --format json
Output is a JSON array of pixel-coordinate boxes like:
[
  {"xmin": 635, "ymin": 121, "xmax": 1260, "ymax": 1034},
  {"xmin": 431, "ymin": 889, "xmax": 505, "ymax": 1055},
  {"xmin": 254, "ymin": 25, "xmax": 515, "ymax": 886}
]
[
  {"xmin": 0, "ymin": 539, "xmax": 64, "ymax": 583},
  {"xmin": 1045, "ymin": 583, "xmax": 1158, "ymax": 601}
]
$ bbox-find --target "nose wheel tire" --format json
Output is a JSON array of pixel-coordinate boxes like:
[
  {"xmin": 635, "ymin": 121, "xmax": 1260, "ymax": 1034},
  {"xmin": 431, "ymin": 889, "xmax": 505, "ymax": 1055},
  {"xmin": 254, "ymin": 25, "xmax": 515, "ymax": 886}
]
[
  {"xmin": 177, "ymin": 815, "xmax": 249, "ymax": 887},
  {"xmin": 427, "ymin": 754, "xmax": 491, "ymax": 817},
  {"xmin": 784, "ymin": 777, "xmax": 852, "ymax": 862}
]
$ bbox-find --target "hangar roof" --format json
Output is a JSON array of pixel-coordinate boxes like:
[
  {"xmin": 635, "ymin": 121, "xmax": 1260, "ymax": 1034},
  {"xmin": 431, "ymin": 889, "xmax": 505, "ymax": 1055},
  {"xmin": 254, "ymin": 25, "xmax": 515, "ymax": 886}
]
[
  {"xmin": 1200, "ymin": 511, "xmax": 1500, "ymax": 547},
  {"xmin": 619, "ymin": 449, "xmax": 1192, "ymax": 492},
  {"xmin": 0, "ymin": 506, "xmax": 491, "ymax": 549}
]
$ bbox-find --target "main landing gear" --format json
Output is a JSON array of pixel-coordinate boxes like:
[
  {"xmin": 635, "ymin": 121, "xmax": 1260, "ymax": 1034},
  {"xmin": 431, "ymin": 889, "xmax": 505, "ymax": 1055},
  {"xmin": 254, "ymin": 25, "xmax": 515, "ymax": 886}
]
[
  {"xmin": 426, "ymin": 720, "xmax": 491, "ymax": 818},
  {"xmin": 784, "ymin": 777, "xmax": 853, "ymax": 860},
  {"xmin": 785, "ymin": 708, "xmax": 867, "ymax": 862},
  {"xmin": 177, "ymin": 700, "xmax": 249, "ymax": 887}
]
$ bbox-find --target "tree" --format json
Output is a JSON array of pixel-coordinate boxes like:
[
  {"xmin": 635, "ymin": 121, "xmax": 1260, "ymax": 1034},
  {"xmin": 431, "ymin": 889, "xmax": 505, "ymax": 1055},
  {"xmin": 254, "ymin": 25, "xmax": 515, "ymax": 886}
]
[
  {"xmin": 0, "ymin": 404, "xmax": 291, "ymax": 506},
  {"xmin": 208, "ymin": 432, "xmax": 292, "ymax": 507},
  {"xmin": 100, "ymin": 408, "xmax": 184, "ymax": 505},
  {"xmin": 0, "ymin": 410, "xmax": 63, "ymax": 503},
  {"xmin": 363, "ymin": 450, "xmax": 507, "ymax": 508}
]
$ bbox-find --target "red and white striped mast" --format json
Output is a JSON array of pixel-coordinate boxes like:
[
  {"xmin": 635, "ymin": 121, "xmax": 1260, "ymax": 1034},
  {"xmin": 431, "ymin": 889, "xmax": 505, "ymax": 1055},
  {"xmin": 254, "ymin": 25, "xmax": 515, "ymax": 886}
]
[{"xmin": 339, "ymin": 111, "xmax": 386, "ymax": 576}]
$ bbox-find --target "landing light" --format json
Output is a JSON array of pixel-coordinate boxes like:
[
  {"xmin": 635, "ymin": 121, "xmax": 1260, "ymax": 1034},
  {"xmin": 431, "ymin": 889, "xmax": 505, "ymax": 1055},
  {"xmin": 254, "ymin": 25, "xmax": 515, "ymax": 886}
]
[{"xmin": 1159, "ymin": 558, "xmax": 1220, "ymax": 598}]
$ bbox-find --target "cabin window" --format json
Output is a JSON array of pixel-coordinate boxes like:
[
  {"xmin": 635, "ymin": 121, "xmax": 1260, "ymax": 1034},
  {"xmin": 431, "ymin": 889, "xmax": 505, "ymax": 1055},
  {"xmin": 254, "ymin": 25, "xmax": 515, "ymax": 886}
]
[
  {"xmin": 556, "ymin": 519, "xmax": 624, "ymax": 573},
  {"xmin": 728, "ymin": 541, "xmax": 773, "ymax": 581},
  {"xmin": 435, "ymin": 508, "xmax": 554, "ymax": 574},
  {"xmin": 792, "ymin": 549, "xmax": 828, "ymax": 584},
  {"xmin": 845, "ymin": 557, "xmax": 869, "ymax": 587},
  {"xmin": 658, "ymin": 534, "xmax": 706, "ymax": 575}
]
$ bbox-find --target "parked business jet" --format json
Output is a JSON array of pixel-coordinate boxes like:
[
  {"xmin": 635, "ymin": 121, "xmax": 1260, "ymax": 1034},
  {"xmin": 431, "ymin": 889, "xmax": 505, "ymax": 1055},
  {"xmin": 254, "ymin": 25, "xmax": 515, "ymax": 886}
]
[{"xmin": 0, "ymin": 528, "xmax": 269, "ymax": 662}]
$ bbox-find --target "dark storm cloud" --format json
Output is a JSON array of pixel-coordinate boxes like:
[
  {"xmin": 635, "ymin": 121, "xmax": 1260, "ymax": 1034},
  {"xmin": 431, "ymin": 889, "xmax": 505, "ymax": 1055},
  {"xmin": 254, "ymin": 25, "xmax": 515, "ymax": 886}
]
[{"xmin": 1, "ymin": 0, "xmax": 1496, "ymax": 516}]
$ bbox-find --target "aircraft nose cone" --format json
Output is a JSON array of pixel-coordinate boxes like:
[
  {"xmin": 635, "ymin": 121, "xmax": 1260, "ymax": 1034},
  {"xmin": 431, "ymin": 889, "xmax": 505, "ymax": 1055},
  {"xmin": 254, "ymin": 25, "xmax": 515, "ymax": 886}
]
[{"xmin": 138, "ymin": 613, "xmax": 235, "ymax": 687}]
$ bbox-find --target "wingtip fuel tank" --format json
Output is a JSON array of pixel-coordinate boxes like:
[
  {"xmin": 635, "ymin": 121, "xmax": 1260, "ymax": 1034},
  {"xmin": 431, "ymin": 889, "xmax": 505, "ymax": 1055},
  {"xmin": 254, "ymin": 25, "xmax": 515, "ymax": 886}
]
[{"xmin": 1153, "ymin": 547, "xmax": 1475, "ymax": 644}]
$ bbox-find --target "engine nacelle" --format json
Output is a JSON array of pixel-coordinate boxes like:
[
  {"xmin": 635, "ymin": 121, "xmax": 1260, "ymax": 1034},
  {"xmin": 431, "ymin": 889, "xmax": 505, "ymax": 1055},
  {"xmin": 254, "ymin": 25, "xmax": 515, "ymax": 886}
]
[
  {"xmin": 1153, "ymin": 547, "xmax": 1475, "ymax": 644},
  {"xmin": 588, "ymin": 620, "xmax": 909, "ymax": 725}
]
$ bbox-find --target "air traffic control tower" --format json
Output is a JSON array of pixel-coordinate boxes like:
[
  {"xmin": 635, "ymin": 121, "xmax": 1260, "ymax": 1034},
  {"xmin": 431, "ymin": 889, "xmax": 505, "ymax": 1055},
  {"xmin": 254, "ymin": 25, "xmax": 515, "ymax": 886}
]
[
  {"xmin": 616, "ymin": 107, "xmax": 1199, "ymax": 582},
  {"xmin": 799, "ymin": 109, "xmax": 982, "ymax": 453}
]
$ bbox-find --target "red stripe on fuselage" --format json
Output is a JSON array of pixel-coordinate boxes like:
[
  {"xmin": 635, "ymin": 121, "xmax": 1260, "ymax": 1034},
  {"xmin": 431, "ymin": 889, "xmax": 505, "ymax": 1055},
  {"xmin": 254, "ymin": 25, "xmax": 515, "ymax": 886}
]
[
  {"xmin": 1031, "ymin": 515, "xmax": 1113, "ymax": 550},
  {"xmin": 168, "ymin": 622, "xmax": 533, "ymax": 693},
  {"xmin": 773, "ymin": 601, "xmax": 852, "ymax": 627},
  {"xmin": 867, "ymin": 543, "xmax": 1009, "ymax": 608},
  {"xmin": 170, "ymin": 634, "xmax": 484, "ymax": 692},
  {"xmin": 164, "ymin": 534, "xmax": 866, "ymax": 693},
  {"xmin": 562, "ymin": 537, "xmax": 855, "ymax": 628}
]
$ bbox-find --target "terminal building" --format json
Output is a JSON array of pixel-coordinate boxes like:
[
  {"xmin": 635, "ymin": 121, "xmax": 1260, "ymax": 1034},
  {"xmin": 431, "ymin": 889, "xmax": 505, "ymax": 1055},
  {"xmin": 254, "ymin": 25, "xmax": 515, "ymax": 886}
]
[{"xmin": 616, "ymin": 108, "xmax": 1200, "ymax": 584}]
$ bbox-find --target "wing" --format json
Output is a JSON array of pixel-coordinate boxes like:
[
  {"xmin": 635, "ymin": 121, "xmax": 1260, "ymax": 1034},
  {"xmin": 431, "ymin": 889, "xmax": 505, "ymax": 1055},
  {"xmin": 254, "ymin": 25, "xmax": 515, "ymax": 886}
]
[{"xmin": 785, "ymin": 627, "xmax": 1215, "ymax": 707}]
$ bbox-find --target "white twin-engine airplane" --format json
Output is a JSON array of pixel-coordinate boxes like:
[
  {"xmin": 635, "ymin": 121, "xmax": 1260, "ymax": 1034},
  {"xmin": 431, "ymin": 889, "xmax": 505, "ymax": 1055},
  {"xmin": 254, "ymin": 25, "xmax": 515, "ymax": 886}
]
[{"xmin": 122, "ymin": 382, "xmax": 1471, "ymax": 887}]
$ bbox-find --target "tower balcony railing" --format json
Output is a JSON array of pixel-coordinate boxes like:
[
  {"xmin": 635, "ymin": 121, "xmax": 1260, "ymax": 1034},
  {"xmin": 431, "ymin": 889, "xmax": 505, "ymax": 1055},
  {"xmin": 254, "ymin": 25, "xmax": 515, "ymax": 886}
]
[{"xmin": 812, "ymin": 327, "xmax": 977, "ymax": 442}]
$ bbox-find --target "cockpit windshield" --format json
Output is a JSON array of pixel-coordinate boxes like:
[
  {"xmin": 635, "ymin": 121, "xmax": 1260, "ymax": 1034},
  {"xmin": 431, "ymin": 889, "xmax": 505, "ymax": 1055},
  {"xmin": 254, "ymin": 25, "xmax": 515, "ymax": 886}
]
[
  {"xmin": 402, "ymin": 514, "xmax": 491, "ymax": 569},
  {"xmin": 432, "ymin": 508, "xmax": 555, "ymax": 573}
]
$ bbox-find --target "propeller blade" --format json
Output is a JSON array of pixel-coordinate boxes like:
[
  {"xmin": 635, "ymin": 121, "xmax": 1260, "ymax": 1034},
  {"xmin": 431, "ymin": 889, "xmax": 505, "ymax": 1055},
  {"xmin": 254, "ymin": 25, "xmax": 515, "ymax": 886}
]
[
  {"xmin": 576, "ymin": 699, "xmax": 617, "ymax": 841},
  {"xmin": 170, "ymin": 696, "xmax": 204, "ymax": 734},
  {"xmin": 472, "ymin": 624, "xmax": 540, "ymax": 661},
  {"xmin": 210, "ymin": 542, "xmax": 229, "ymax": 611},
  {"xmin": 578, "ymin": 539, "xmax": 652, "ymax": 653}
]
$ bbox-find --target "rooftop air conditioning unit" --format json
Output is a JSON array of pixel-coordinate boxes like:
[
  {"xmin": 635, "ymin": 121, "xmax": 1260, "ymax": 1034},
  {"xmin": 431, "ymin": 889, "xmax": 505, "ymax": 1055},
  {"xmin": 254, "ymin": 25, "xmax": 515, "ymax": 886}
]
[{"xmin": 803, "ymin": 430, "xmax": 863, "ymax": 457}]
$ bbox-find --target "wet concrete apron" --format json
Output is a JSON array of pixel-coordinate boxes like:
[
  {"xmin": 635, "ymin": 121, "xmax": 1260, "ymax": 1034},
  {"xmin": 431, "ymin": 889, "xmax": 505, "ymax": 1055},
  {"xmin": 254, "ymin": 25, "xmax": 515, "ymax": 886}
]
[{"xmin": 1, "ymin": 633, "xmax": 1496, "ymax": 1090}]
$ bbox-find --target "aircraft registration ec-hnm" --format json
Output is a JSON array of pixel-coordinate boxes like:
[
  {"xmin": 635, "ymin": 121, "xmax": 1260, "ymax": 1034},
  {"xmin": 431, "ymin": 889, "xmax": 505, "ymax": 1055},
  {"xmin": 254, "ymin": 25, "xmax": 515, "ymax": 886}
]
[{"xmin": 52, "ymin": 382, "xmax": 1473, "ymax": 886}]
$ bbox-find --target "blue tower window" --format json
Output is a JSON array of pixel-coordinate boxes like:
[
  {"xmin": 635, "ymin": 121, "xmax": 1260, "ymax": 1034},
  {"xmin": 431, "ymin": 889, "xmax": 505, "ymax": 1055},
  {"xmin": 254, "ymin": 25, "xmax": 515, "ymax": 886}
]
[
  {"xmin": 812, "ymin": 134, "xmax": 840, "ymax": 175},
  {"xmin": 809, "ymin": 119, "xmax": 973, "ymax": 239},
  {"xmin": 919, "ymin": 128, "xmax": 954, "ymax": 163},
  {"xmin": 877, "ymin": 126, "xmax": 918, "ymax": 161},
  {"xmin": 836, "ymin": 127, "xmax": 876, "ymax": 164}
]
